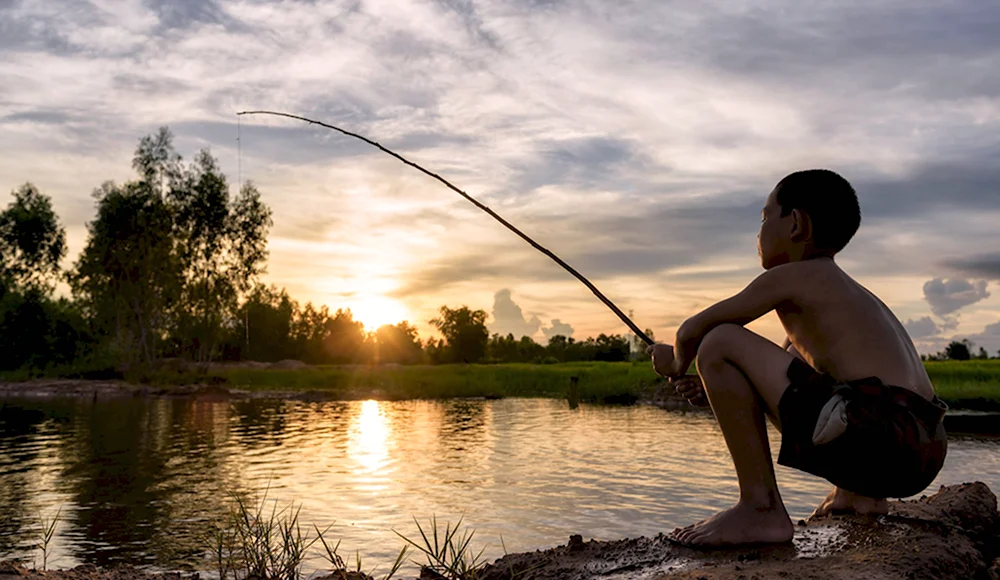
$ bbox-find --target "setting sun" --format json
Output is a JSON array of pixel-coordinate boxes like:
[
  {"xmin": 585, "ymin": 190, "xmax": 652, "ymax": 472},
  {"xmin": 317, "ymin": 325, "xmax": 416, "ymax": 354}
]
[{"xmin": 346, "ymin": 295, "xmax": 411, "ymax": 331}]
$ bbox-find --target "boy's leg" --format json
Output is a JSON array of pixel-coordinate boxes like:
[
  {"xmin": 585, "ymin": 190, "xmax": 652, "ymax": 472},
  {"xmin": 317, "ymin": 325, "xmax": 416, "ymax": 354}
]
[{"xmin": 671, "ymin": 324, "xmax": 797, "ymax": 547}]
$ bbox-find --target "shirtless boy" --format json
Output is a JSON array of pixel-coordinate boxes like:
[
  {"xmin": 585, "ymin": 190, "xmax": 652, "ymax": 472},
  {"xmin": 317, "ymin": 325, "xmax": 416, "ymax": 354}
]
[{"xmin": 648, "ymin": 169, "xmax": 948, "ymax": 547}]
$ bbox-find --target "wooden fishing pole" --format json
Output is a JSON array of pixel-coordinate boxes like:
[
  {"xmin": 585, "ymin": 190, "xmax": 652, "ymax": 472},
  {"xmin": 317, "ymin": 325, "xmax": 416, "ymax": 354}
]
[{"xmin": 237, "ymin": 110, "xmax": 654, "ymax": 345}]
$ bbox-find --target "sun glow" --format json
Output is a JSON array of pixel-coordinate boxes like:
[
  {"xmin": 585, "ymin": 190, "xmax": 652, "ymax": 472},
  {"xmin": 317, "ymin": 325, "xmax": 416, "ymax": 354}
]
[
  {"xmin": 347, "ymin": 400, "xmax": 391, "ymax": 474},
  {"xmin": 346, "ymin": 295, "xmax": 410, "ymax": 331}
]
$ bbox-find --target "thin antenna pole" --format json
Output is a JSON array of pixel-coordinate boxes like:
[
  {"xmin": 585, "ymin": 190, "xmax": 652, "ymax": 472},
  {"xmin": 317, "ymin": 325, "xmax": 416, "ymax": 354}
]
[
  {"xmin": 238, "ymin": 114, "xmax": 249, "ymax": 354},
  {"xmin": 237, "ymin": 110, "xmax": 653, "ymax": 345}
]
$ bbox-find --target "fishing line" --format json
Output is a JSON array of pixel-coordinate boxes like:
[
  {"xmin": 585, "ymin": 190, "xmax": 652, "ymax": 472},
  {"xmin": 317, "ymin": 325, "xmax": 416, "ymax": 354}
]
[{"xmin": 236, "ymin": 110, "xmax": 653, "ymax": 345}]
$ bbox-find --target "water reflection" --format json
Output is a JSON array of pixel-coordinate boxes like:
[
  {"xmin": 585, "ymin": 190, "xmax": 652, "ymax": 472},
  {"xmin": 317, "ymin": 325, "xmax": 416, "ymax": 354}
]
[
  {"xmin": 0, "ymin": 397, "xmax": 997, "ymax": 573},
  {"xmin": 348, "ymin": 400, "xmax": 391, "ymax": 474}
]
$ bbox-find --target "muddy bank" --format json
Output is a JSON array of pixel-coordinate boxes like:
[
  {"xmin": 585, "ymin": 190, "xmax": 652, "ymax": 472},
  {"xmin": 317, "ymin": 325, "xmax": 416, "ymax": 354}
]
[
  {"xmin": 479, "ymin": 482, "xmax": 1000, "ymax": 580},
  {"xmin": 0, "ymin": 379, "xmax": 347, "ymax": 402}
]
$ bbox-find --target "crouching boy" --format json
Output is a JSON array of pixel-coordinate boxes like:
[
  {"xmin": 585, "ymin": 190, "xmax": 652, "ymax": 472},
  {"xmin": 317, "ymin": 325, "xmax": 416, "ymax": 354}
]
[{"xmin": 648, "ymin": 169, "xmax": 947, "ymax": 547}]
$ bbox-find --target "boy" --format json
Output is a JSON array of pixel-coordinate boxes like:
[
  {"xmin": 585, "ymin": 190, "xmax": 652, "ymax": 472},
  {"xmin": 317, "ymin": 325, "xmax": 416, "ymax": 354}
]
[{"xmin": 648, "ymin": 169, "xmax": 948, "ymax": 547}]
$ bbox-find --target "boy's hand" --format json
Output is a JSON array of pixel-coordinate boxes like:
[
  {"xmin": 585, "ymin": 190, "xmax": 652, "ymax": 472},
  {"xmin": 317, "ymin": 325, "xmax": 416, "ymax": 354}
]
[
  {"xmin": 646, "ymin": 344, "xmax": 679, "ymax": 378},
  {"xmin": 670, "ymin": 375, "xmax": 709, "ymax": 407}
]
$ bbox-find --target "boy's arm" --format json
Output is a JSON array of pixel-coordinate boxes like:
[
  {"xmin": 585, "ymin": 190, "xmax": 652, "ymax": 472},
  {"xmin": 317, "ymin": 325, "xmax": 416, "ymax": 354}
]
[{"xmin": 671, "ymin": 264, "xmax": 798, "ymax": 375}]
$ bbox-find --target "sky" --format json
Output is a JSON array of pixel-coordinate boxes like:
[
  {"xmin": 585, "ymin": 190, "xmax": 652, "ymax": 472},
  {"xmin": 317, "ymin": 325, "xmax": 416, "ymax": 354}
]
[{"xmin": 1, "ymin": 0, "xmax": 999, "ymax": 355}]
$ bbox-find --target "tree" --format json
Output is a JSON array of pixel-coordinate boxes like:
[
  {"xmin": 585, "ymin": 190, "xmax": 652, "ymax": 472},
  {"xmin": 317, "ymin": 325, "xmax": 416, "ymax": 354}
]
[
  {"xmin": 71, "ymin": 180, "xmax": 180, "ymax": 368},
  {"xmin": 220, "ymin": 284, "xmax": 298, "ymax": 362},
  {"xmin": 170, "ymin": 146, "xmax": 272, "ymax": 364},
  {"xmin": 374, "ymin": 321, "xmax": 423, "ymax": 364},
  {"xmin": 0, "ymin": 183, "xmax": 66, "ymax": 292},
  {"xmin": 430, "ymin": 305, "xmax": 489, "ymax": 363},
  {"xmin": 945, "ymin": 340, "xmax": 972, "ymax": 361},
  {"xmin": 320, "ymin": 308, "xmax": 366, "ymax": 364},
  {"xmin": 71, "ymin": 127, "xmax": 272, "ymax": 369},
  {"xmin": 977, "ymin": 347, "xmax": 989, "ymax": 360}
]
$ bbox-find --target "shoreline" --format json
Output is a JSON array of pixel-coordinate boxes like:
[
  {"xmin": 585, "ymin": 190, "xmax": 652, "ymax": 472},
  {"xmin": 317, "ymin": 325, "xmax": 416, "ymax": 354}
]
[
  {"xmin": 2, "ymin": 375, "xmax": 999, "ymax": 415},
  {"xmin": 2, "ymin": 483, "xmax": 997, "ymax": 580}
]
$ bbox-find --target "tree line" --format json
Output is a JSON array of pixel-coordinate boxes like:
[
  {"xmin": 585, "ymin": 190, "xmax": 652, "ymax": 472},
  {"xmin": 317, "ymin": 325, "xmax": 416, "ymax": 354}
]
[
  {"xmin": 0, "ymin": 127, "xmax": 648, "ymax": 374},
  {"xmin": 922, "ymin": 339, "xmax": 999, "ymax": 362}
]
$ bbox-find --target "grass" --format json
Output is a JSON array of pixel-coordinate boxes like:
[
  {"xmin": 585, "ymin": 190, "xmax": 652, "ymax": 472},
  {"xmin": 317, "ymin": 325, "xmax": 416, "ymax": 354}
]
[
  {"xmin": 206, "ymin": 486, "xmax": 408, "ymax": 580},
  {"xmin": 214, "ymin": 360, "xmax": 1000, "ymax": 408},
  {"xmin": 215, "ymin": 362, "xmax": 658, "ymax": 404},
  {"xmin": 205, "ymin": 488, "xmax": 506, "ymax": 580},
  {"xmin": 4, "ymin": 359, "xmax": 999, "ymax": 409}
]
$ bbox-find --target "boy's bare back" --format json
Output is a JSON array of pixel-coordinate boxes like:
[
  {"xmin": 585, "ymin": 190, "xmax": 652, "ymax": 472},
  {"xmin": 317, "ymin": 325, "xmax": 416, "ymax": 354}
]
[{"xmin": 774, "ymin": 258, "xmax": 934, "ymax": 400}]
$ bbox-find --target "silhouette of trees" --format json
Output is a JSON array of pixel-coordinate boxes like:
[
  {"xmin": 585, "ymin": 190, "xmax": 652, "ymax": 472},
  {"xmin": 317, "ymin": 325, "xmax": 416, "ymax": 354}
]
[
  {"xmin": 0, "ymin": 183, "xmax": 66, "ymax": 292},
  {"xmin": 71, "ymin": 128, "xmax": 272, "ymax": 369},
  {"xmin": 0, "ymin": 184, "xmax": 90, "ymax": 370},
  {"xmin": 945, "ymin": 340, "xmax": 972, "ymax": 361},
  {"xmin": 430, "ymin": 305, "xmax": 489, "ymax": 363}
]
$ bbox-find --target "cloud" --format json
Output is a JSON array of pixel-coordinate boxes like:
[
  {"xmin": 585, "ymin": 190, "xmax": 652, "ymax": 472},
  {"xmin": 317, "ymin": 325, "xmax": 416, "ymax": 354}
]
[
  {"xmin": 903, "ymin": 316, "xmax": 939, "ymax": 339},
  {"xmin": 542, "ymin": 319, "xmax": 574, "ymax": 341},
  {"xmin": 922, "ymin": 278, "xmax": 990, "ymax": 317},
  {"xmin": 945, "ymin": 252, "xmax": 1000, "ymax": 280},
  {"xmin": 488, "ymin": 289, "xmax": 541, "ymax": 339},
  {"xmin": 966, "ymin": 321, "xmax": 1000, "ymax": 357}
]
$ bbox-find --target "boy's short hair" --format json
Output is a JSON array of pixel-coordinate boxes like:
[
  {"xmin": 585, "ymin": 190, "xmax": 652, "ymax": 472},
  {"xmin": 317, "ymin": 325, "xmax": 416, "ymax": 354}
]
[{"xmin": 776, "ymin": 169, "xmax": 861, "ymax": 254}]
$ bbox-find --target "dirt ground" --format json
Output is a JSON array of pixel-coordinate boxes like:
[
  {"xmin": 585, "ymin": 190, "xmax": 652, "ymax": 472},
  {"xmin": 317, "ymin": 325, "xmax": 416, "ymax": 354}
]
[{"xmin": 477, "ymin": 482, "xmax": 1000, "ymax": 580}]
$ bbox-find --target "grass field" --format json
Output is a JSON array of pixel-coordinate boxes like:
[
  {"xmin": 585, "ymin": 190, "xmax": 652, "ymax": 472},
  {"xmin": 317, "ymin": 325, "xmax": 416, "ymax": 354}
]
[
  {"xmin": 4, "ymin": 360, "xmax": 999, "ymax": 409},
  {"xmin": 213, "ymin": 359, "xmax": 1000, "ymax": 408}
]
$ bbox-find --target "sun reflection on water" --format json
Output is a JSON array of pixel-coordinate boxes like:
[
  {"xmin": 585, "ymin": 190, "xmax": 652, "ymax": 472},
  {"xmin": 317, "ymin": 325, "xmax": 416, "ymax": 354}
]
[{"xmin": 347, "ymin": 400, "xmax": 392, "ymax": 475}]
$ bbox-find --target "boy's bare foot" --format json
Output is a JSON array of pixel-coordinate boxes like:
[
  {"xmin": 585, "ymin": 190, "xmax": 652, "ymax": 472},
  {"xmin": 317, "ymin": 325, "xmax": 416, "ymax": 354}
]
[
  {"xmin": 811, "ymin": 486, "xmax": 889, "ymax": 518},
  {"xmin": 669, "ymin": 501, "xmax": 794, "ymax": 547}
]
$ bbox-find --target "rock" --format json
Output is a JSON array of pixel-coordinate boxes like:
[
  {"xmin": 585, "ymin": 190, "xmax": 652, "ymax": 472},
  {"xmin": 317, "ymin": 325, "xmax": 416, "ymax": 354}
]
[{"xmin": 478, "ymin": 483, "xmax": 1000, "ymax": 580}]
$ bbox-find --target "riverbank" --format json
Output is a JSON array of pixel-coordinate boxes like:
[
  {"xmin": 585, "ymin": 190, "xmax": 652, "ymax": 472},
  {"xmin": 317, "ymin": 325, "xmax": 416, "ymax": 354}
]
[
  {"xmin": 479, "ymin": 482, "xmax": 1000, "ymax": 580},
  {"xmin": 3, "ymin": 482, "xmax": 997, "ymax": 580},
  {"xmin": 2, "ymin": 360, "xmax": 998, "ymax": 410}
]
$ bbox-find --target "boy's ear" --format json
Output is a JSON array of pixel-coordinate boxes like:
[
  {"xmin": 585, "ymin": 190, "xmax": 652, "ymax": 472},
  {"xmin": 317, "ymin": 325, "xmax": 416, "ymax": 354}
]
[{"xmin": 789, "ymin": 208, "xmax": 813, "ymax": 243}]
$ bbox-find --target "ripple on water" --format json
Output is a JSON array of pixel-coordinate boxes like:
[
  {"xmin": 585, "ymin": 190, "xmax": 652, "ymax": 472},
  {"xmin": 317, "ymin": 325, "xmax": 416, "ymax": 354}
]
[{"xmin": 1, "ymin": 397, "xmax": 998, "ymax": 572}]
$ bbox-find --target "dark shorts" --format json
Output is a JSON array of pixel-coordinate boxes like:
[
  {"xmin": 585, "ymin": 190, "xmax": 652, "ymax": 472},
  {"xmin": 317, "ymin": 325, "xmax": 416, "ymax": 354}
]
[{"xmin": 777, "ymin": 358, "xmax": 948, "ymax": 499}]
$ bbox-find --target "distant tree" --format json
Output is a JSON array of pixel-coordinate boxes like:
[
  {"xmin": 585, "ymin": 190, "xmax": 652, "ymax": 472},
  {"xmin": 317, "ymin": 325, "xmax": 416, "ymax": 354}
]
[
  {"xmin": 487, "ymin": 333, "xmax": 519, "ymax": 362},
  {"xmin": 945, "ymin": 340, "xmax": 972, "ymax": 361},
  {"xmin": 169, "ymin": 139, "xmax": 272, "ymax": 365},
  {"xmin": 71, "ymin": 180, "xmax": 180, "ymax": 368},
  {"xmin": 374, "ymin": 321, "xmax": 423, "ymax": 364},
  {"xmin": 594, "ymin": 333, "xmax": 630, "ymax": 362},
  {"xmin": 0, "ymin": 183, "xmax": 66, "ymax": 292},
  {"xmin": 321, "ymin": 308, "xmax": 367, "ymax": 364},
  {"xmin": 545, "ymin": 335, "xmax": 569, "ymax": 362},
  {"xmin": 430, "ymin": 305, "xmax": 489, "ymax": 363},
  {"xmin": 517, "ymin": 335, "xmax": 545, "ymax": 362},
  {"xmin": 72, "ymin": 128, "xmax": 272, "ymax": 369},
  {"xmin": 220, "ymin": 284, "xmax": 298, "ymax": 362},
  {"xmin": 977, "ymin": 346, "xmax": 989, "ymax": 360}
]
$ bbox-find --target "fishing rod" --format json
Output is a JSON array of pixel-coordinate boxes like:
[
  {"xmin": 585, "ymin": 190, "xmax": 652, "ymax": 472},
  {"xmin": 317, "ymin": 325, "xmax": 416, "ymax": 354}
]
[{"xmin": 237, "ymin": 110, "xmax": 653, "ymax": 345}]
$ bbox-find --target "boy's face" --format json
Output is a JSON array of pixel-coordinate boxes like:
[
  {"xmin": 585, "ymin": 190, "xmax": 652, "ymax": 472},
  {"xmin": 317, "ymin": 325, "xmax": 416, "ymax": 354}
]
[{"xmin": 757, "ymin": 187, "xmax": 793, "ymax": 269}]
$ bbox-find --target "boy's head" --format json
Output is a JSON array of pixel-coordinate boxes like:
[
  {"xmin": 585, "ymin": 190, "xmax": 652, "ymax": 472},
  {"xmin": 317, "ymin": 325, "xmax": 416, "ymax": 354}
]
[{"xmin": 757, "ymin": 169, "xmax": 861, "ymax": 269}]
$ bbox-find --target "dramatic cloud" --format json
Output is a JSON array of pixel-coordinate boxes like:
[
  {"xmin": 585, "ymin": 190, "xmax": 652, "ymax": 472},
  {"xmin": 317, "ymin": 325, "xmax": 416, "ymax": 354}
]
[
  {"xmin": 922, "ymin": 278, "xmax": 990, "ymax": 317},
  {"xmin": 488, "ymin": 289, "xmax": 541, "ymax": 339},
  {"xmin": 903, "ymin": 316, "xmax": 939, "ymax": 339},
  {"xmin": 966, "ymin": 321, "xmax": 1000, "ymax": 358},
  {"xmin": 945, "ymin": 253, "xmax": 1000, "ymax": 281},
  {"xmin": 542, "ymin": 319, "xmax": 574, "ymax": 341},
  {"xmin": 3, "ymin": 0, "xmax": 1000, "ymax": 340}
]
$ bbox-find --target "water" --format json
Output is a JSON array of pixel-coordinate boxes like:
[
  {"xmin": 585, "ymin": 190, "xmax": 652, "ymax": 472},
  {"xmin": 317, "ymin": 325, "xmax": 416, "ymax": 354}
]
[{"xmin": 1, "ymin": 397, "xmax": 997, "ymax": 573}]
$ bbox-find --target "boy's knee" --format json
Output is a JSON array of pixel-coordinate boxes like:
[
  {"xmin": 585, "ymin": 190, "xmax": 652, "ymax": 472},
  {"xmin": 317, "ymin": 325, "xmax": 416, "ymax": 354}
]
[{"xmin": 696, "ymin": 324, "xmax": 743, "ymax": 369}]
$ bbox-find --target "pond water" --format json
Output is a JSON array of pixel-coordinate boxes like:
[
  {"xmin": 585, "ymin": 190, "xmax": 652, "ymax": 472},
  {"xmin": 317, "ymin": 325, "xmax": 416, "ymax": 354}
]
[{"xmin": 1, "ymin": 397, "xmax": 998, "ymax": 574}]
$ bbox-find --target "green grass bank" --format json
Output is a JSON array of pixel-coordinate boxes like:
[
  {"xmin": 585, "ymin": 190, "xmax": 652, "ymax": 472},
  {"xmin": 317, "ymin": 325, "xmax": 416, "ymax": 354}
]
[
  {"xmin": 3, "ymin": 360, "xmax": 998, "ymax": 409},
  {"xmin": 212, "ymin": 360, "xmax": 1000, "ymax": 409}
]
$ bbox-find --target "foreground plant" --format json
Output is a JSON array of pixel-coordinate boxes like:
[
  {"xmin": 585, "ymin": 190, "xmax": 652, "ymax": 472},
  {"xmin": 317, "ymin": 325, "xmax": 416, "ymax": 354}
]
[
  {"xmin": 36, "ymin": 506, "xmax": 61, "ymax": 571},
  {"xmin": 204, "ymin": 486, "xmax": 407, "ymax": 580},
  {"xmin": 395, "ymin": 516, "xmax": 487, "ymax": 580}
]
